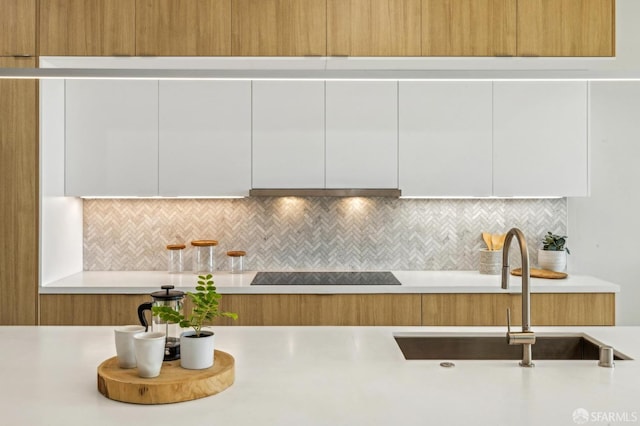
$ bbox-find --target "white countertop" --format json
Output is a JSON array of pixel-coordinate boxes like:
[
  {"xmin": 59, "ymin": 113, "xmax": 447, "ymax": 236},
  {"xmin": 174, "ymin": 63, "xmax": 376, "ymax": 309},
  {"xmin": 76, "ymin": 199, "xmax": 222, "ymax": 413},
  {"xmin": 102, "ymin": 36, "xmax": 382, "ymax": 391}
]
[
  {"xmin": 1, "ymin": 325, "xmax": 638, "ymax": 426},
  {"xmin": 40, "ymin": 270, "xmax": 620, "ymax": 294}
]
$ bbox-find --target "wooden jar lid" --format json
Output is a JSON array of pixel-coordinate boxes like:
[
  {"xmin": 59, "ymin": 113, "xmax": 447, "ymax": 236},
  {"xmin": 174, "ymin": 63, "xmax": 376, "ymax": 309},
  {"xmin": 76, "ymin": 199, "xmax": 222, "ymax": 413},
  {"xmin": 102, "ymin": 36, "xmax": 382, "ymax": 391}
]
[
  {"xmin": 166, "ymin": 244, "xmax": 186, "ymax": 250},
  {"xmin": 226, "ymin": 251, "xmax": 246, "ymax": 257},
  {"xmin": 191, "ymin": 240, "xmax": 218, "ymax": 247}
]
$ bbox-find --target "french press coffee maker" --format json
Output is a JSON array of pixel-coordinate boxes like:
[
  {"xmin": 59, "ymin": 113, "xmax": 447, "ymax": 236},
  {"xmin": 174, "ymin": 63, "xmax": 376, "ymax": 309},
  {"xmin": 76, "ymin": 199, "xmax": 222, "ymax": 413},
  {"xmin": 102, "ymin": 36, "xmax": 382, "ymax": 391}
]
[{"xmin": 137, "ymin": 285, "xmax": 184, "ymax": 361}]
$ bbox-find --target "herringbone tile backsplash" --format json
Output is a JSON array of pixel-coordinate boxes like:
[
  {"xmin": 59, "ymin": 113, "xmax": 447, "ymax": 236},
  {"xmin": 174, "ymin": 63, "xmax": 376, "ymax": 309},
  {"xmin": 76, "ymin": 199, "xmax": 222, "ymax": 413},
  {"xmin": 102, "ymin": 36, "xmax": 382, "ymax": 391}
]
[{"xmin": 83, "ymin": 198, "xmax": 567, "ymax": 271}]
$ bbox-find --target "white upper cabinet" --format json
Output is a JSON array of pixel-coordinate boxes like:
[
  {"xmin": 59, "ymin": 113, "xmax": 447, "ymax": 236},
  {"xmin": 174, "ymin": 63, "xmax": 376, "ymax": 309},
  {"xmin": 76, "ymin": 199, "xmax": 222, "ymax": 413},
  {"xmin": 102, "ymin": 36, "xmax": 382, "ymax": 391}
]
[
  {"xmin": 399, "ymin": 82, "xmax": 493, "ymax": 197},
  {"xmin": 65, "ymin": 80, "xmax": 159, "ymax": 196},
  {"xmin": 493, "ymin": 82, "xmax": 589, "ymax": 197},
  {"xmin": 325, "ymin": 81, "xmax": 398, "ymax": 189},
  {"xmin": 252, "ymin": 81, "xmax": 325, "ymax": 188},
  {"xmin": 159, "ymin": 81, "xmax": 251, "ymax": 197}
]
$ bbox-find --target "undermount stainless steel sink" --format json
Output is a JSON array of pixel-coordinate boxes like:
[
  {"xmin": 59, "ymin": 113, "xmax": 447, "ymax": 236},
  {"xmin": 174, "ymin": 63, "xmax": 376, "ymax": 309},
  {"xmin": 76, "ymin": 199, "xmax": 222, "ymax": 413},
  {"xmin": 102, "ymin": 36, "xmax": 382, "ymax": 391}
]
[{"xmin": 394, "ymin": 333, "xmax": 632, "ymax": 361}]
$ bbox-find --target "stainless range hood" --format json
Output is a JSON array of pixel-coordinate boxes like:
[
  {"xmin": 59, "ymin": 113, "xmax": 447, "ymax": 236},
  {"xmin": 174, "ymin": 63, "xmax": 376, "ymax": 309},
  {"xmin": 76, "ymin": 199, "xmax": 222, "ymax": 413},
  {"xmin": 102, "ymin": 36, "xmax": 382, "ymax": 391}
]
[{"xmin": 249, "ymin": 189, "xmax": 401, "ymax": 197}]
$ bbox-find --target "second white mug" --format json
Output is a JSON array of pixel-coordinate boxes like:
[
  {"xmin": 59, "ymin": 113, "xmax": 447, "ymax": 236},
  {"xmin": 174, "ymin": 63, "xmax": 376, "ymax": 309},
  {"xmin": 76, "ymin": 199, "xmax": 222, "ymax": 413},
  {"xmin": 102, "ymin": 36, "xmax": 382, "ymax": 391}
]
[{"xmin": 133, "ymin": 332, "xmax": 166, "ymax": 378}]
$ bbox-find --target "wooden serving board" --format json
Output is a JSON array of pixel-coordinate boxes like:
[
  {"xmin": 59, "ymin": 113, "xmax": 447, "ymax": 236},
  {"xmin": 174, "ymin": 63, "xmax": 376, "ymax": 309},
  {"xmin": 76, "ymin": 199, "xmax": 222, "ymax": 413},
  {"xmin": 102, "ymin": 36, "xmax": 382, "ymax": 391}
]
[
  {"xmin": 97, "ymin": 350, "xmax": 234, "ymax": 404},
  {"xmin": 511, "ymin": 267, "xmax": 568, "ymax": 279}
]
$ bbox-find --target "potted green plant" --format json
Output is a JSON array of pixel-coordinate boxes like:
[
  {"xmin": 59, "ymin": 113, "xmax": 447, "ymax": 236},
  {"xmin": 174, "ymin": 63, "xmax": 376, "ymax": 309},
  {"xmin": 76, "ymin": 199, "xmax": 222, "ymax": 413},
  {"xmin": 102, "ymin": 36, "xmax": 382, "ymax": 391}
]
[
  {"xmin": 538, "ymin": 232, "xmax": 570, "ymax": 272},
  {"xmin": 152, "ymin": 274, "xmax": 237, "ymax": 369}
]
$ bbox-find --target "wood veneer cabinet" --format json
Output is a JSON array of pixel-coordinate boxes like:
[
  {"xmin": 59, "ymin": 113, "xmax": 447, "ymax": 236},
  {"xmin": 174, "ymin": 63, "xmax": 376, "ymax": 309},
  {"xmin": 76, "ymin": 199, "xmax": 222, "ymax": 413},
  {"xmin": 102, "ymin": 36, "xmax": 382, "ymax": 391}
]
[
  {"xmin": 0, "ymin": 57, "xmax": 39, "ymax": 325},
  {"xmin": 39, "ymin": 0, "xmax": 135, "ymax": 56},
  {"xmin": 40, "ymin": 293, "xmax": 614, "ymax": 326},
  {"xmin": 422, "ymin": 0, "xmax": 516, "ymax": 56},
  {"xmin": 137, "ymin": 0, "xmax": 231, "ymax": 56},
  {"xmin": 40, "ymin": 295, "xmax": 149, "ymax": 325},
  {"xmin": 517, "ymin": 0, "xmax": 615, "ymax": 57},
  {"xmin": 0, "ymin": 0, "xmax": 36, "ymax": 56},
  {"xmin": 40, "ymin": 294, "xmax": 423, "ymax": 326},
  {"xmin": 232, "ymin": 0, "xmax": 326, "ymax": 56},
  {"xmin": 422, "ymin": 293, "xmax": 615, "ymax": 326},
  {"xmin": 213, "ymin": 294, "xmax": 422, "ymax": 326},
  {"xmin": 328, "ymin": 0, "xmax": 421, "ymax": 56}
]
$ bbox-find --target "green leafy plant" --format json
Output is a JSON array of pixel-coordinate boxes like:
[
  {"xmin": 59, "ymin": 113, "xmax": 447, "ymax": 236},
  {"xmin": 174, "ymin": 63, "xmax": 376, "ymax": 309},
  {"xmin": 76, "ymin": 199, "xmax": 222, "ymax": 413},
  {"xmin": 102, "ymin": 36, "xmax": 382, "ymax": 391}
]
[
  {"xmin": 542, "ymin": 232, "xmax": 570, "ymax": 254},
  {"xmin": 152, "ymin": 274, "xmax": 237, "ymax": 337}
]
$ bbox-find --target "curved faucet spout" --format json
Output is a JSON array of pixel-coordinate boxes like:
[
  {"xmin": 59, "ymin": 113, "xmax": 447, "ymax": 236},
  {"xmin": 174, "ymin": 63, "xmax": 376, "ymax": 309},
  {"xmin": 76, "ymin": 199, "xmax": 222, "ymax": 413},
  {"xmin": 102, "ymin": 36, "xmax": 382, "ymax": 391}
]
[{"xmin": 501, "ymin": 227, "xmax": 535, "ymax": 367}]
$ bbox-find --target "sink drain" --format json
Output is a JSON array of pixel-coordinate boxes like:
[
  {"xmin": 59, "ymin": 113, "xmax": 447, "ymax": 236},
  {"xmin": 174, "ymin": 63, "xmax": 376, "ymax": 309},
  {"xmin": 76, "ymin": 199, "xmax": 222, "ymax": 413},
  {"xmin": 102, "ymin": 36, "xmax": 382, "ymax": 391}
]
[{"xmin": 440, "ymin": 362, "xmax": 455, "ymax": 368}]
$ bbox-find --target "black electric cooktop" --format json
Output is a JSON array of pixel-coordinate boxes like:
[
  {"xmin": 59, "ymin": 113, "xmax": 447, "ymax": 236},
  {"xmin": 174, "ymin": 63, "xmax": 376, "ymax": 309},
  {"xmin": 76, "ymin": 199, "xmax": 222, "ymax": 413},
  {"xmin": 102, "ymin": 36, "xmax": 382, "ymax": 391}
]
[{"xmin": 250, "ymin": 271, "xmax": 401, "ymax": 286}]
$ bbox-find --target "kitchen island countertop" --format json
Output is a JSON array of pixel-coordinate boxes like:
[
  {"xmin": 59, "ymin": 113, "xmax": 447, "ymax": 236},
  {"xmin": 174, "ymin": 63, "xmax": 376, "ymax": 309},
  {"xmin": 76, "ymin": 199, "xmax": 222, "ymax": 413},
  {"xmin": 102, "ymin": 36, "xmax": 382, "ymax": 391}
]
[
  {"xmin": 40, "ymin": 270, "xmax": 620, "ymax": 294},
  {"xmin": 1, "ymin": 325, "xmax": 638, "ymax": 426}
]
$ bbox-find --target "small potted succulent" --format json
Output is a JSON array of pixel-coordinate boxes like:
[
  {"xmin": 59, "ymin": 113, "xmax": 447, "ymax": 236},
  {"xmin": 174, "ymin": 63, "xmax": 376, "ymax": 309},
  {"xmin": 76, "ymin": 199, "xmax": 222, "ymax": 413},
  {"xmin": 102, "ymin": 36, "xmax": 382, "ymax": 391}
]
[
  {"xmin": 152, "ymin": 274, "xmax": 237, "ymax": 369},
  {"xmin": 538, "ymin": 232, "xmax": 571, "ymax": 272}
]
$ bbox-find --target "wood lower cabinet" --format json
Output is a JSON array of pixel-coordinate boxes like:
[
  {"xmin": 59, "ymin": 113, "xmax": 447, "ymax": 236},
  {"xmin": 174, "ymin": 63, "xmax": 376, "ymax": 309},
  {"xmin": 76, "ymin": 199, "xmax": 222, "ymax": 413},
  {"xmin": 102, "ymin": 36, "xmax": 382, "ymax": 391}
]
[
  {"xmin": 212, "ymin": 294, "xmax": 422, "ymax": 326},
  {"xmin": 422, "ymin": 293, "xmax": 615, "ymax": 326},
  {"xmin": 530, "ymin": 293, "xmax": 615, "ymax": 326},
  {"xmin": 0, "ymin": 57, "xmax": 38, "ymax": 325},
  {"xmin": 328, "ymin": 0, "xmax": 421, "ymax": 56},
  {"xmin": 40, "ymin": 294, "xmax": 422, "ymax": 326},
  {"xmin": 40, "ymin": 295, "xmax": 149, "ymax": 325},
  {"xmin": 517, "ymin": 0, "xmax": 615, "ymax": 57},
  {"xmin": 136, "ymin": 0, "xmax": 231, "ymax": 56},
  {"xmin": 0, "ymin": 0, "xmax": 36, "ymax": 56},
  {"xmin": 422, "ymin": 0, "xmax": 516, "ymax": 56},
  {"xmin": 232, "ymin": 0, "xmax": 326, "ymax": 56},
  {"xmin": 422, "ymin": 294, "xmax": 513, "ymax": 326},
  {"xmin": 39, "ymin": 0, "xmax": 135, "ymax": 56},
  {"xmin": 40, "ymin": 293, "xmax": 614, "ymax": 326}
]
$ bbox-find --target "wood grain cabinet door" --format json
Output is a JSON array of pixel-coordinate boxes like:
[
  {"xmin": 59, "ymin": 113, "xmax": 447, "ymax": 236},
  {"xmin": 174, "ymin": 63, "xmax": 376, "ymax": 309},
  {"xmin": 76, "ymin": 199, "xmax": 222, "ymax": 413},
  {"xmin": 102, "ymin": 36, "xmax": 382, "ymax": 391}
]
[
  {"xmin": 39, "ymin": 0, "xmax": 135, "ymax": 56},
  {"xmin": 517, "ymin": 0, "xmax": 615, "ymax": 57},
  {"xmin": 422, "ymin": 0, "xmax": 516, "ymax": 56},
  {"xmin": 136, "ymin": 0, "xmax": 231, "ymax": 56},
  {"xmin": 232, "ymin": 0, "xmax": 326, "ymax": 56},
  {"xmin": 328, "ymin": 0, "xmax": 421, "ymax": 56},
  {"xmin": 0, "ymin": 57, "xmax": 38, "ymax": 325},
  {"xmin": 0, "ymin": 0, "xmax": 36, "ymax": 56}
]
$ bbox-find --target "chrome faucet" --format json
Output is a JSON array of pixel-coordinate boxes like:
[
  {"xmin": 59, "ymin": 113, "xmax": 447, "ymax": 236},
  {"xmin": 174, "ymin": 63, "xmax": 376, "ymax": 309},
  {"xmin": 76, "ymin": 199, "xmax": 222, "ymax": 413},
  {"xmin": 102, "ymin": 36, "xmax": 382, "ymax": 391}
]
[{"xmin": 501, "ymin": 227, "xmax": 536, "ymax": 367}]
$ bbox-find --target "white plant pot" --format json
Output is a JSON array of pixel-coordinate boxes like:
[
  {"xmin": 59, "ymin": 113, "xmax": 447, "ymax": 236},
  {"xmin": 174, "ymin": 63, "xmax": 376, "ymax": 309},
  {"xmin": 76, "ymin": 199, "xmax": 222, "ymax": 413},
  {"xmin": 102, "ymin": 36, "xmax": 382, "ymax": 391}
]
[
  {"xmin": 180, "ymin": 330, "xmax": 215, "ymax": 370},
  {"xmin": 538, "ymin": 249, "xmax": 567, "ymax": 272}
]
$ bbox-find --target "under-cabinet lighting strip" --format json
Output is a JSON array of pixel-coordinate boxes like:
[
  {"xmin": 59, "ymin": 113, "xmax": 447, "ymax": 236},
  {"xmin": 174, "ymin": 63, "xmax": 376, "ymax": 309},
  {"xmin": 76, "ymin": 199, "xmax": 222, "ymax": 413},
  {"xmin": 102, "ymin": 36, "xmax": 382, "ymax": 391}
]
[
  {"xmin": 4, "ymin": 68, "xmax": 640, "ymax": 81},
  {"xmin": 78, "ymin": 195, "xmax": 561, "ymax": 200},
  {"xmin": 80, "ymin": 196, "xmax": 246, "ymax": 199},
  {"xmin": 399, "ymin": 196, "xmax": 563, "ymax": 200}
]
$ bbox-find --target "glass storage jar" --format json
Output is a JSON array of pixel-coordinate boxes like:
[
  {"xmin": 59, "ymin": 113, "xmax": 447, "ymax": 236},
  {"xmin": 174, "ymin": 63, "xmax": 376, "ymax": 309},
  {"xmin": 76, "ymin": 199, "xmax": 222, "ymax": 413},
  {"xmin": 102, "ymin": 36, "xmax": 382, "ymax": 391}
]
[
  {"xmin": 191, "ymin": 240, "xmax": 218, "ymax": 274},
  {"xmin": 166, "ymin": 244, "xmax": 186, "ymax": 274},
  {"xmin": 227, "ymin": 250, "xmax": 246, "ymax": 274}
]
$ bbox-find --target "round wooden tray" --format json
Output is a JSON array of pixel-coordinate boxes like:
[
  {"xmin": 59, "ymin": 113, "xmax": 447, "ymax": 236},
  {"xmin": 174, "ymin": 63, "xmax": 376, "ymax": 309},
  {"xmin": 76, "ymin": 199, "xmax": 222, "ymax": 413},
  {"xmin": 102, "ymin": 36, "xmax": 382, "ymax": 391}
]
[{"xmin": 97, "ymin": 350, "xmax": 234, "ymax": 404}]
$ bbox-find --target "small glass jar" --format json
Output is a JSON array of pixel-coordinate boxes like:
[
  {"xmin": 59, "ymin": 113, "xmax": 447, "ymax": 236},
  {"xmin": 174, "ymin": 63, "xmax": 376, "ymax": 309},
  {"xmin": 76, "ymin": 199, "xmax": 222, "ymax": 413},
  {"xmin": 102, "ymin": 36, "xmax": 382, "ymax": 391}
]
[
  {"xmin": 166, "ymin": 244, "xmax": 186, "ymax": 274},
  {"xmin": 191, "ymin": 240, "xmax": 218, "ymax": 274},
  {"xmin": 227, "ymin": 251, "xmax": 246, "ymax": 274}
]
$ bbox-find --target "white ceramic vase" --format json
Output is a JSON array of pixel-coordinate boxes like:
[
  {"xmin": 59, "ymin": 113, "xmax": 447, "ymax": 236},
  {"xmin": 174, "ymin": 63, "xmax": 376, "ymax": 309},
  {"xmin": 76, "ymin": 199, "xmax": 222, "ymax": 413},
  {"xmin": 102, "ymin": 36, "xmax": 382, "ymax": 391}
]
[
  {"xmin": 538, "ymin": 249, "xmax": 567, "ymax": 272},
  {"xmin": 180, "ymin": 330, "xmax": 215, "ymax": 370}
]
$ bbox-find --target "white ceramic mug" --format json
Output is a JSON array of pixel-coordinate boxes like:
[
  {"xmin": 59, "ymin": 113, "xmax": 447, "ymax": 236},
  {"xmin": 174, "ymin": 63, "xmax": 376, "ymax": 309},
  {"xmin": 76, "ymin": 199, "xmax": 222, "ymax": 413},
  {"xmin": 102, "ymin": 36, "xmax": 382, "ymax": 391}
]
[
  {"xmin": 133, "ymin": 332, "xmax": 166, "ymax": 378},
  {"xmin": 114, "ymin": 325, "xmax": 146, "ymax": 368}
]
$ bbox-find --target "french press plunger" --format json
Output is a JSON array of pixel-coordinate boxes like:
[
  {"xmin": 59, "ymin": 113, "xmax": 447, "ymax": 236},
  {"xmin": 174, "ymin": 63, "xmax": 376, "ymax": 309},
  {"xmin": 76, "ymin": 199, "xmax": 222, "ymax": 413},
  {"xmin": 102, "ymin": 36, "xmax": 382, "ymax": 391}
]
[{"xmin": 137, "ymin": 285, "xmax": 184, "ymax": 361}]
